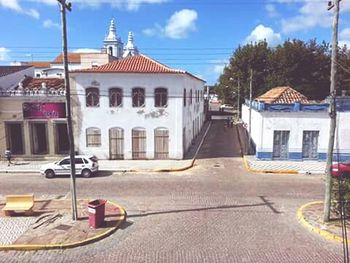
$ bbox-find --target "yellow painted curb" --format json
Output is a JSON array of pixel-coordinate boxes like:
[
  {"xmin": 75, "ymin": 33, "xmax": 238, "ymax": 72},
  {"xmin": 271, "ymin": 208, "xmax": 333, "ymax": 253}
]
[
  {"xmin": 235, "ymin": 124, "xmax": 298, "ymax": 175},
  {"xmin": 0, "ymin": 200, "xmax": 126, "ymax": 251},
  {"xmin": 297, "ymin": 201, "xmax": 350, "ymax": 243},
  {"xmin": 242, "ymin": 155, "xmax": 298, "ymax": 174}
]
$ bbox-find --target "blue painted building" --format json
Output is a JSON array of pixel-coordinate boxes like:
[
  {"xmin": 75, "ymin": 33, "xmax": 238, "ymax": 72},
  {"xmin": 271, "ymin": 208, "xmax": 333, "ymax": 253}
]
[{"xmin": 241, "ymin": 87, "xmax": 350, "ymax": 161}]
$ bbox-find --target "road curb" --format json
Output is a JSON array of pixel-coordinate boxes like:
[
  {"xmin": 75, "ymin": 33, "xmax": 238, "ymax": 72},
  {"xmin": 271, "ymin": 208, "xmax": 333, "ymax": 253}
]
[
  {"xmin": 242, "ymin": 155, "xmax": 298, "ymax": 174},
  {"xmin": 297, "ymin": 201, "xmax": 348, "ymax": 243},
  {"xmin": 0, "ymin": 200, "xmax": 126, "ymax": 251}
]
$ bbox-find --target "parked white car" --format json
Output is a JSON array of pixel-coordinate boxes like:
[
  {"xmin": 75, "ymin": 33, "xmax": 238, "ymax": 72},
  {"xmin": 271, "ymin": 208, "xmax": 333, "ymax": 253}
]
[{"xmin": 40, "ymin": 155, "xmax": 99, "ymax": 178}]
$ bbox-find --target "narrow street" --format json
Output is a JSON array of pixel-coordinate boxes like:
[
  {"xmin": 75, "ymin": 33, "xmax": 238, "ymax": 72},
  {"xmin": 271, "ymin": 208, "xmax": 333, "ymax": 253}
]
[{"xmin": 0, "ymin": 120, "xmax": 343, "ymax": 262}]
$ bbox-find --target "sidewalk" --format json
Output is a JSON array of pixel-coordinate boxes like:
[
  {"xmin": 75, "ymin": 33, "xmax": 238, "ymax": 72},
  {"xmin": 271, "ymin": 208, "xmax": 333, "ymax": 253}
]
[
  {"xmin": 0, "ymin": 121, "xmax": 211, "ymax": 174},
  {"xmin": 298, "ymin": 201, "xmax": 350, "ymax": 244},
  {"xmin": 0, "ymin": 159, "xmax": 194, "ymax": 174},
  {"xmin": 0, "ymin": 198, "xmax": 126, "ymax": 250},
  {"xmin": 235, "ymin": 123, "xmax": 326, "ymax": 174},
  {"xmin": 244, "ymin": 155, "xmax": 326, "ymax": 174}
]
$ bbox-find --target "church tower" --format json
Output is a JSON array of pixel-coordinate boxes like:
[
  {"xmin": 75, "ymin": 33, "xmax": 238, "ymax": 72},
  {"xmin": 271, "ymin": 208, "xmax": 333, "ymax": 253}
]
[
  {"xmin": 123, "ymin": 32, "xmax": 139, "ymax": 58},
  {"xmin": 103, "ymin": 19, "xmax": 123, "ymax": 58}
]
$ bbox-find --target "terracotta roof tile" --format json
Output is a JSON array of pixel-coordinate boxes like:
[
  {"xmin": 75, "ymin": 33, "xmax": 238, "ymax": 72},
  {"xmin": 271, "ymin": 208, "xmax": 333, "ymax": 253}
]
[
  {"xmin": 256, "ymin": 86, "xmax": 309, "ymax": 104},
  {"xmin": 52, "ymin": 52, "xmax": 82, "ymax": 64},
  {"xmin": 29, "ymin": 61, "xmax": 51, "ymax": 68},
  {"xmin": 20, "ymin": 77, "xmax": 64, "ymax": 90},
  {"xmin": 72, "ymin": 54, "xmax": 204, "ymax": 82},
  {"xmin": 0, "ymin": 66, "xmax": 32, "ymax": 77}
]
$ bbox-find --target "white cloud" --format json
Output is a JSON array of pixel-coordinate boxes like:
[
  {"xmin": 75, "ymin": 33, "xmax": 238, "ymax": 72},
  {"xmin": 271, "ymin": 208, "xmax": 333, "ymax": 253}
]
[
  {"xmin": 275, "ymin": 0, "xmax": 350, "ymax": 34},
  {"xmin": 43, "ymin": 19, "xmax": 60, "ymax": 29},
  {"xmin": 0, "ymin": 47, "xmax": 10, "ymax": 61},
  {"xmin": 36, "ymin": 0, "xmax": 169, "ymax": 11},
  {"xmin": 164, "ymin": 9, "xmax": 198, "ymax": 39},
  {"xmin": 73, "ymin": 48, "xmax": 100, "ymax": 53},
  {"xmin": 245, "ymin": 24, "xmax": 281, "ymax": 47},
  {"xmin": 339, "ymin": 27, "xmax": 350, "ymax": 48},
  {"xmin": 265, "ymin": 4, "xmax": 279, "ymax": 18},
  {"xmin": 0, "ymin": 0, "xmax": 40, "ymax": 18},
  {"xmin": 142, "ymin": 24, "xmax": 163, "ymax": 37},
  {"xmin": 143, "ymin": 9, "xmax": 198, "ymax": 39},
  {"xmin": 340, "ymin": 28, "xmax": 350, "ymax": 40}
]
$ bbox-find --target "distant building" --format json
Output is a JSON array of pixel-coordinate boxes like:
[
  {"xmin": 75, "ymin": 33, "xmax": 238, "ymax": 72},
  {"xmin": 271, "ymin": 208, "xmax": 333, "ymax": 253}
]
[
  {"xmin": 70, "ymin": 54, "xmax": 205, "ymax": 160},
  {"xmin": 0, "ymin": 75, "xmax": 67, "ymax": 158},
  {"xmin": 0, "ymin": 65, "xmax": 34, "ymax": 90},
  {"xmin": 241, "ymin": 86, "xmax": 350, "ymax": 161},
  {"xmin": 14, "ymin": 19, "xmax": 138, "ymax": 78}
]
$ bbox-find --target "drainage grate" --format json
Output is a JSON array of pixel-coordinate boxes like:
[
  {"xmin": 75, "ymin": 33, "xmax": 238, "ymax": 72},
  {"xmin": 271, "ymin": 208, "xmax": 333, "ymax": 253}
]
[{"xmin": 54, "ymin": 224, "xmax": 72, "ymax": 231}]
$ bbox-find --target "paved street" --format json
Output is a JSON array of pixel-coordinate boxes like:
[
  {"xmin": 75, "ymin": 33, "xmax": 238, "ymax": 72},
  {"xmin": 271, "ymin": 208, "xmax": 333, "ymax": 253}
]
[{"xmin": 0, "ymin": 120, "xmax": 344, "ymax": 262}]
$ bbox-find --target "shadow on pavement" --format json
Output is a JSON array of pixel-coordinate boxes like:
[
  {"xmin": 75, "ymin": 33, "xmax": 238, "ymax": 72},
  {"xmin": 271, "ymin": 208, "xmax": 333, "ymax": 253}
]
[{"xmin": 128, "ymin": 196, "xmax": 282, "ymax": 218}]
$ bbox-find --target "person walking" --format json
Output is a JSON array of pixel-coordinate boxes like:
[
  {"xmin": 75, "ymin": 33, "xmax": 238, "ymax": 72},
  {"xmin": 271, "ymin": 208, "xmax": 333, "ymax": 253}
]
[{"xmin": 4, "ymin": 148, "xmax": 12, "ymax": 166}]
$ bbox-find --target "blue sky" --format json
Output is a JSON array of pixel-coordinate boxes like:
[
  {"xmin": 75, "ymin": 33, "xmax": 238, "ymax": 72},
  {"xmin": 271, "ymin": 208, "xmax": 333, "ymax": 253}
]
[{"xmin": 1, "ymin": 0, "xmax": 350, "ymax": 85}]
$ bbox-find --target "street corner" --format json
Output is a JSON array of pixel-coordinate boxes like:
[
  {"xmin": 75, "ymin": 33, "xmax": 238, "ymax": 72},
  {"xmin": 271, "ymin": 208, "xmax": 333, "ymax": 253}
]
[
  {"xmin": 242, "ymin": 155, "xmax": 299, "ymax": 175},
  {"xmin": 297, "ymin": 201, "xmax": 349, "ymax": 243},
  {"xmin": 0, "ymin": 198, "xmax": 126, "ymax": 250}
]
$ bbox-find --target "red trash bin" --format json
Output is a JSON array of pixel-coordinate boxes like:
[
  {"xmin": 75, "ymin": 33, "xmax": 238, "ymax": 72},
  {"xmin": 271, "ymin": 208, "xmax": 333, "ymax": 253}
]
[{"xmin": 88, "ymin": 199, "xmax": 106, "ymax": 228}]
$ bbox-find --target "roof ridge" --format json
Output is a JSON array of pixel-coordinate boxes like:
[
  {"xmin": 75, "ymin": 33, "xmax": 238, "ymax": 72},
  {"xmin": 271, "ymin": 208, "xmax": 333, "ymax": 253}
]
[{"xmin": 139, "ymin": 54, "xmax": 183, "ymax": 73}]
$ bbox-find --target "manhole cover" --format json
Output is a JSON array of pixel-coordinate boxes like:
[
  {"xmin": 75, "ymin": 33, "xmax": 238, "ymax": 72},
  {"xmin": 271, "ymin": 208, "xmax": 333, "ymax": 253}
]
[{"xmin": 54, "ymin": 224, "xmax": 72, "ymax": 231}]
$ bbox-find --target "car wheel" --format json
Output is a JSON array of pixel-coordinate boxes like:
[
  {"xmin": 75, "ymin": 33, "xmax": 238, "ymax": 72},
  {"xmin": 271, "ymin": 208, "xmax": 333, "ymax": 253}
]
[
  {"xmin": 45, "ymin": 169, "xmax": 55, "ymax": 179},
  {"xmin": 81, "ymin": 169, "xmax": 92, "ymax": 178}
]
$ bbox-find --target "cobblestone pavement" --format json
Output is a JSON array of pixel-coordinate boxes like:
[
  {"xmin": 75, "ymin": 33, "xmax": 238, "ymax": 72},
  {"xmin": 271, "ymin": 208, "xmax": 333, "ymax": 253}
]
[
  {"xmin": 0, "ymin": 120, "xmax": 344, "ymax": 262},
  {"xmin": 0, "ymin": 217, "xmax": 36, "ymax": 245}
]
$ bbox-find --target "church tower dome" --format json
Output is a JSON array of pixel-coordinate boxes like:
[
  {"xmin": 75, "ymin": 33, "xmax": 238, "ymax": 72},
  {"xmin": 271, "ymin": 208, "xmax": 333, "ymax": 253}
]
[
  {"xmin": 123, "ymin": 32, "xmax": 139, "ymax": 58},
  {"xmin": 103, "ymin": 19, "xmax": 123, "ymax": 58}
]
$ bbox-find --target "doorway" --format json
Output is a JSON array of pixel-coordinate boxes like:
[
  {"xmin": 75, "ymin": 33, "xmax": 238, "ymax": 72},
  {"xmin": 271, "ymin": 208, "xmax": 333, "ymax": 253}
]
[
  {"xmin": 5, "ymin": 122, "xmax": 24, "ymax": 154},
  {"xmin": 30, "ymin": 122, "xmax": 48, "ymax": 154},
  {"xmin": 154, "ymin": 128, "xmax": 169, "ymax": 159},
  {"xmin": 273, "ymin": 130, "xmax": 290, "ymax": 159},
  {"xmin": 302, "ymin": 131, "xmax": 319, "ymax": 159},
  {"xmin": 132, "ymin": 128, "xmax": 146, "ymax": 160},
  {"xmin": 109, "ymin": 127, "xmax": 124, "ymax": 160},
  {"xmin": 55, "ymin": 123, "xmax": 69, "ymax": 154}
]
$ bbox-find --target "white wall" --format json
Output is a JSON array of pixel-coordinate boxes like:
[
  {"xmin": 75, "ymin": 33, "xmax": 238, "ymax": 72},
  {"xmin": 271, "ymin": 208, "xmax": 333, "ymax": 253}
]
[
  {"xmin": 182, "ymin": 75, "xmax": 205, "ymax": 152},
  {"xmin": 242, "ymin": 104, "xmax": 350, "ymax": 159},
  {"xmin": 71, "ymin": 72, "xmax": 204, "ymax": 159},
  {"xmin": 0, "ymin": 67, "xmax": 34, "ymax": 90},
  {"xmin": 336, "ymin": 111, "xmax": 350, "ymax": 156}
]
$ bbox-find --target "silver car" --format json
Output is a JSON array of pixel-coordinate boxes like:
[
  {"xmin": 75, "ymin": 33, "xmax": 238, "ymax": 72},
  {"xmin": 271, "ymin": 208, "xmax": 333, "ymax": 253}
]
[{"xmin": 40, "ymin": 155, "xmax": 99, "ymax": 178}]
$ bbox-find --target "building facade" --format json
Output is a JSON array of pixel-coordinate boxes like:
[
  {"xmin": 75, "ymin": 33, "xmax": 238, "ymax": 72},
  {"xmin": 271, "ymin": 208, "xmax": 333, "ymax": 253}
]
[
  {"xmin": 70, "ymin": 54, "xmax": 205, "ymax": 160},
  {"xmin": 241, "ymin": 87, "xmax": 350, "ymax": 161},
  {"xmin": 0, "ymin": 76, "xmax": 68, "ymax": 159}
]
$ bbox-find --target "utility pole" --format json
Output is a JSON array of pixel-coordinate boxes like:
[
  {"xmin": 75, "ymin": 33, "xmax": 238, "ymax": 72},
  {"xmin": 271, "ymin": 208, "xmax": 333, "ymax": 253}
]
[
  {"xmin": 237, "ymin": 79, "xmax": 240, "ymax": 121},
  {"xmin": 248, "ymin": 69, "xmax": 253, "ymax": 155},
  {"xmin": 324, "ymin": 0, "xmax": 340, "ymax": 223},
  {"xmin": 58, "ymin": 0, "xmax": 78, "ymax": 221}
]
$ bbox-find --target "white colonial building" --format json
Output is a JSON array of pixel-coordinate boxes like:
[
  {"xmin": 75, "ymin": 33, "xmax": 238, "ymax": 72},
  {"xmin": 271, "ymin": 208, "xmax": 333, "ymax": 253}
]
[
  {"xmin": 70, "ymin": 54, "xmax": 205, "ymax": 160},
  {"xmin": 242, "ymin": 86, "xmax": 350, "ymax": 161}
]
